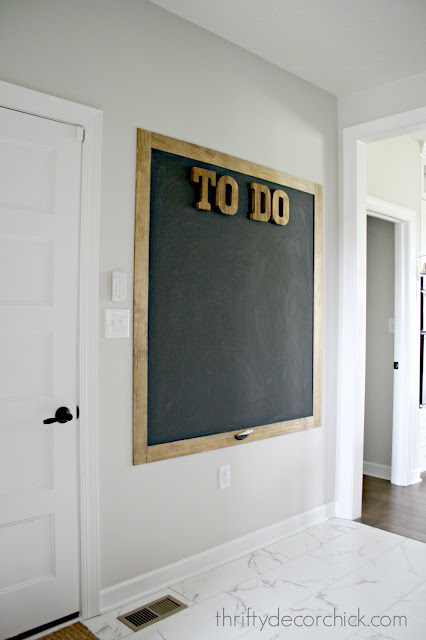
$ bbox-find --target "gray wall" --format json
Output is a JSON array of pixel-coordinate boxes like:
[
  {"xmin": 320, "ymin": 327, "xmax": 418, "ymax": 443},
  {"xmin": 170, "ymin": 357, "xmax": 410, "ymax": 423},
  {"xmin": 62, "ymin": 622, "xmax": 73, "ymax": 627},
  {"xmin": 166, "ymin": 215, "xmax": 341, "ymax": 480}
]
[
  {"xmin": 0, "ymin": 0, "xmax": 338, "ymax": 590},
  {"xmin": 364, "ymin": 217, "xmax": 395, "ymax": 467}
]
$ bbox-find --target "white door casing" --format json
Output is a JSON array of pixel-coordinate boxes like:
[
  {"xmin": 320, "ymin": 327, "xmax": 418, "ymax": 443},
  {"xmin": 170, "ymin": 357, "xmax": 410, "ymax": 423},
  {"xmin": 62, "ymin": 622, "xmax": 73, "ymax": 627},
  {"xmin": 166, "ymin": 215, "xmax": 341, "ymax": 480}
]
[
  {"xmin": 0, "ymin": 81, "xmax": 102, "ymax": 629},
  {"xmin": 0, "ymin": 107, "xmax": 81, "ymax": 639}
]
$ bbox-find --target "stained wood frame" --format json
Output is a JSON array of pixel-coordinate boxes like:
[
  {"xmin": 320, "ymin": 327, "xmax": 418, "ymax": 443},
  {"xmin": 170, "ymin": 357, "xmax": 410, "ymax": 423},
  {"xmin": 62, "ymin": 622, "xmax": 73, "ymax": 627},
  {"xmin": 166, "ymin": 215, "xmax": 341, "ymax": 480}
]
[{"xmin": 133, "ymin": 129, "xmax": 322, "ymax": 464}]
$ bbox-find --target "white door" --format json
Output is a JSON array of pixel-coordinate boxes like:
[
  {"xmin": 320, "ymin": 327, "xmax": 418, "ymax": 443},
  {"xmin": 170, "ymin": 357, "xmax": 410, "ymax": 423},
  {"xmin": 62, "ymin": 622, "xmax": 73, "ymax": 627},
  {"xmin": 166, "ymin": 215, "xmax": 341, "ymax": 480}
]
[{"xmin": 0, "ymin": 107, "xmax": 82, "ymax": 640}]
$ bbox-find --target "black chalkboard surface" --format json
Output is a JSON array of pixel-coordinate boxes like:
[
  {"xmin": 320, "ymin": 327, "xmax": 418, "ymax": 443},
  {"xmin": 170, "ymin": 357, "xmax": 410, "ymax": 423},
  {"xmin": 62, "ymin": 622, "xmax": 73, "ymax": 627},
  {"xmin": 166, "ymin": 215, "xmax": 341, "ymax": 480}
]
[
  {"xmin": 133, "ymin": 130, "xmax": 321, "ymax": 464},
  {"xmin": 148, "ymin": 149, "xmax": 314, "ymax": 445}
]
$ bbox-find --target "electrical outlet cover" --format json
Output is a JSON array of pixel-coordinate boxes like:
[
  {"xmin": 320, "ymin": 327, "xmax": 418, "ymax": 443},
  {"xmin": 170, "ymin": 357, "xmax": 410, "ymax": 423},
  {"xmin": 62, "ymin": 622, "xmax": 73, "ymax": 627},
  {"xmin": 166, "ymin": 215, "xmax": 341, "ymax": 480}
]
[{"xmin": 219, "ymin": 464, "xmax": 231, "ymax": 489}]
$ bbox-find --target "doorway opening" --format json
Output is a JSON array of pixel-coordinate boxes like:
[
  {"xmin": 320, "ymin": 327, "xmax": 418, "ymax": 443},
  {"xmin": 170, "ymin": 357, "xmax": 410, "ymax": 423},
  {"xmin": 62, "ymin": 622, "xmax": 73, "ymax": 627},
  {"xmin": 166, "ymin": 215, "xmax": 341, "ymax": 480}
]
[
  {"xmin": 336, "ymin": 107, "xmax": 426, "ymax": 522},
  {"xmin": 358, "ymin": 204, "xmax": 426, "ymax": 542},
  {"xmin": 364, "ymin": 214, "xmax": 395, "ymax": 484}
]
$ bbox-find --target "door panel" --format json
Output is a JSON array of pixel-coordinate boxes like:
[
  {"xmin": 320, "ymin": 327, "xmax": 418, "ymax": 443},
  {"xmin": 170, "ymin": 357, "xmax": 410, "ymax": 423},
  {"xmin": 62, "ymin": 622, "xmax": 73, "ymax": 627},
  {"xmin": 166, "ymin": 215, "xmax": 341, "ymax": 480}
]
[
  {"xmin": 0, "ymin": 515, "xmax": 54, "ymax": 592},
  {"xmin": 0, "ymin": 427, "xmax": 53, "ymax": 494},
  {"xmin": 0, "ymin": 107, "xmax": 81, "ymax": 640},
  {"xmin": 0, "ymin": 235, "xmax": 53, "ymax": 303},
  {"xmin": 0, "ymin": 137, "xmax": 55, "ymax": 212}
]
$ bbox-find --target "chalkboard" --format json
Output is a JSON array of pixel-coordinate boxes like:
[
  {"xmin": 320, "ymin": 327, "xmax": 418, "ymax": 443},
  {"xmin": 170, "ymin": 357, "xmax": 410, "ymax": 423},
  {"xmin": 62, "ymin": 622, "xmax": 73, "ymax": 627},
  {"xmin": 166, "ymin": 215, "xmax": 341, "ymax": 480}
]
[{"xmin": 133, "ymin": 130, "xmax": 322, "ymax": 464}]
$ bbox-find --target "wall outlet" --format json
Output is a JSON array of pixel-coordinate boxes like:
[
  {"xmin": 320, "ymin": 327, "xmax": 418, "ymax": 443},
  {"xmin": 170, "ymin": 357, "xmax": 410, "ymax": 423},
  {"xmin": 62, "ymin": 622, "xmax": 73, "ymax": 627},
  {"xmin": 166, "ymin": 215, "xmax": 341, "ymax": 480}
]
[{"xmin": 219, "ymin": 464, "xmax": 231, "ymax": 489}]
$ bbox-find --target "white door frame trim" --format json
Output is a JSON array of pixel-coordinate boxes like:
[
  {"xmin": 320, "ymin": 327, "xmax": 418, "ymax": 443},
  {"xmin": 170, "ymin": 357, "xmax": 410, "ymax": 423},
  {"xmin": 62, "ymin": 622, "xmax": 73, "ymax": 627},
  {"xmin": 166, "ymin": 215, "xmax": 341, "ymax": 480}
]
[
  {"xmin": 0, "ymin": 80, "xmax": 102, "ymax": 619},
  {"xmin": 336, "ymin": 106, "xmax": 426, "ymax": 520},
  {"xmin": 366, "ymin": 196, "xmax": 419, "ymax": 487}
]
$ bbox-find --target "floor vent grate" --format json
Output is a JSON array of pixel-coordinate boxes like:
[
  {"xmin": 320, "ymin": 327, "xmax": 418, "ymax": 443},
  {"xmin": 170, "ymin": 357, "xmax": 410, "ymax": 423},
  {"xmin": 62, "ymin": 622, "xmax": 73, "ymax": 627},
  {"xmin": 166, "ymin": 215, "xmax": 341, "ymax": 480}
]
[{"xmin": 117, "ymin": 595, "xmax": 187, "ymax": 631}]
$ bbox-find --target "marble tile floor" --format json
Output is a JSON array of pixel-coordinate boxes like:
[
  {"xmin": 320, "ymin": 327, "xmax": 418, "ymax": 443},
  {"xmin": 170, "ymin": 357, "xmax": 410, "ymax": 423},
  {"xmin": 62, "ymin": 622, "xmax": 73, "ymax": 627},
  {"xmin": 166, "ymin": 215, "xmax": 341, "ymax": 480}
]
[{"xmin": 85, "ymin": 518, "xmax": 426, "ymax": 640}]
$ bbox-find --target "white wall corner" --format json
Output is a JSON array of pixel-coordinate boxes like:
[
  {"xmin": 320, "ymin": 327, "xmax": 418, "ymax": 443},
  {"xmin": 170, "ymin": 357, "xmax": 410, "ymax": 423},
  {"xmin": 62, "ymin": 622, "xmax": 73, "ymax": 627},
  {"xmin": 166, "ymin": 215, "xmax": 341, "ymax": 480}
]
[{"xmin": 100, "ymin": 502, "xmax": 335, "ymax": 613}]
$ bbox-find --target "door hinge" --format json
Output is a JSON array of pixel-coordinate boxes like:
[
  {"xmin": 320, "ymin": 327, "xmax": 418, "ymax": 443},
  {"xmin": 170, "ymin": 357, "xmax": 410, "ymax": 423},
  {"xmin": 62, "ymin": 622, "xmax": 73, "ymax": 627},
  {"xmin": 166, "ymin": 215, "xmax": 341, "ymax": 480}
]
[
  {"xmin": 75, "ymin": 126, "xmax": 85, "ymax": 143},
  {"xmin": 394, "ymin": 362, "xmax": 399, "ymax": 369}
]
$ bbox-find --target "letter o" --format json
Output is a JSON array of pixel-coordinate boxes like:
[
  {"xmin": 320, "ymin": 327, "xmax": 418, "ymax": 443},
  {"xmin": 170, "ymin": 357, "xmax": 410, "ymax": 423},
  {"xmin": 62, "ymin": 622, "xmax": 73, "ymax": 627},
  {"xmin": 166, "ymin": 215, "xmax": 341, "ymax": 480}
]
[{"xmin": 272, "ymin": 190, "xmax": 289, "ymax": 226}]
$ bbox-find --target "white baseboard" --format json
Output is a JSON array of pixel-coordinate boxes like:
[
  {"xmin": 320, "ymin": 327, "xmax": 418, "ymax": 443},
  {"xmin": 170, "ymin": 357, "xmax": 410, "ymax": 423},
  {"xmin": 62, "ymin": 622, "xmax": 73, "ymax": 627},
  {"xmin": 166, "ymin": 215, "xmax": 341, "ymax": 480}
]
[
  {"xmin": 363, "ymin": 461, "xmax": 391, "ymax": 480},
  {"xmin": 363, "ymin": 461, "xmax": 423, "ymax": 485},
  {"xmin": 100, "ymin": 501, "xmax": 335, "ymax": 613}
]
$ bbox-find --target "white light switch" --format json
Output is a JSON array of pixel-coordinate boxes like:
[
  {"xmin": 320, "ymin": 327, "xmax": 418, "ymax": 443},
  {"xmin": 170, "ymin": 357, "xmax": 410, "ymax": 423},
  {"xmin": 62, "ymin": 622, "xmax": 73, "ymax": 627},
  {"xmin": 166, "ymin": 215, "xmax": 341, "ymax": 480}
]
[
  {"xmin": 105, "ymin": 309, "xmax": 130, "ymax": 338},
  {"xmin": 112, "ymin": 271, "xmax": 127, "ymax": 302}
]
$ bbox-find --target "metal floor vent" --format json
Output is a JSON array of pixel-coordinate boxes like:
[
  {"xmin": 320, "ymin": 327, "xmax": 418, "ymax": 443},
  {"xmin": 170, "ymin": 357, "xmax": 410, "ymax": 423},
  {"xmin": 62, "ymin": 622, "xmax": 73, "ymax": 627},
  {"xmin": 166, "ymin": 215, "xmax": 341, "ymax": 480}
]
[{"xmin": 117, "ymin": 595, "xmax": 187, "ymax": 632}]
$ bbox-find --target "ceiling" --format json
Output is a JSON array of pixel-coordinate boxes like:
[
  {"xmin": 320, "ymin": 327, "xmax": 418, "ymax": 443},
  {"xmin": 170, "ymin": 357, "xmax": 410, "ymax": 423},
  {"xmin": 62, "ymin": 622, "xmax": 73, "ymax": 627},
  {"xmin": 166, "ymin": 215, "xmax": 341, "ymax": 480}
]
[{"xmin": 148, "ymin": 0, "xmax": 426, "ymax": 97}]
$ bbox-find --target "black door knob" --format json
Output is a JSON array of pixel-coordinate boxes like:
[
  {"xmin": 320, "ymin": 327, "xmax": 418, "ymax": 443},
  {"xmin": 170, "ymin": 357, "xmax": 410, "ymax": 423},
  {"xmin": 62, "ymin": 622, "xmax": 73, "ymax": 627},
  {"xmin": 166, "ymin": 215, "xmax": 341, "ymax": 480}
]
[{"xmin": 43, "ymin": 407, "xmax": 73, "ymax": 424}]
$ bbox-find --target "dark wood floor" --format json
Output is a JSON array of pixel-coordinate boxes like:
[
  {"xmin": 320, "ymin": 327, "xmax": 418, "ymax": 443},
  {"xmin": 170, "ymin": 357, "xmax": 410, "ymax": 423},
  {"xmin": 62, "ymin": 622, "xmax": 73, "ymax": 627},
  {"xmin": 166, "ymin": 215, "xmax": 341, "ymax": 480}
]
[{"xmin": 356, "ymin": 473, "xmax": 426, "ymax": 543}]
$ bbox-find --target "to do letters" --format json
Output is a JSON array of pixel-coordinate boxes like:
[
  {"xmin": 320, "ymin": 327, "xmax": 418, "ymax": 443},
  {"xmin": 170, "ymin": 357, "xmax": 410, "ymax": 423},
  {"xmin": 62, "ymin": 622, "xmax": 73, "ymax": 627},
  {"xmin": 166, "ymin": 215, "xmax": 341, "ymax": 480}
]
[{"xmin": 191, "ymin": 166, "xmax": 290, "ymax": 226}]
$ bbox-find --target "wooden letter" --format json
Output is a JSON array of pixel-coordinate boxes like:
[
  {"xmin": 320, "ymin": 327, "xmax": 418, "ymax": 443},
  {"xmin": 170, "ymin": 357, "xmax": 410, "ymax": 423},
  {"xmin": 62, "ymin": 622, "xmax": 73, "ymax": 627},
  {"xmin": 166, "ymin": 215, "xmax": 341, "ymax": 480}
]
[
  {"xmin": 191, "ymin": 166, "xmax": 216, "ymax": 211},
  {"xmin": 250, "ymin": 182, "xmax": 271, "ymax": 222},
  {"xmin": 215, "ymin": 175, "xmax": 239, "ymax": 215},
  {"xmin": 272, "ymin": 189, "xmax": 289, "ymax": 226}
]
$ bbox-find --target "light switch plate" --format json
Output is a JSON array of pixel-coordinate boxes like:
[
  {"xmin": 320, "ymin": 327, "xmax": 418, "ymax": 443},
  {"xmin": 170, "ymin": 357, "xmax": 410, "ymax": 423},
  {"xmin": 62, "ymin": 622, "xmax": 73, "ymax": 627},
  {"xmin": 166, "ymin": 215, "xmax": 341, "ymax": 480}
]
[{"xmin": 105, "ymin": 309, "xmax": 130, "ymax": 338}]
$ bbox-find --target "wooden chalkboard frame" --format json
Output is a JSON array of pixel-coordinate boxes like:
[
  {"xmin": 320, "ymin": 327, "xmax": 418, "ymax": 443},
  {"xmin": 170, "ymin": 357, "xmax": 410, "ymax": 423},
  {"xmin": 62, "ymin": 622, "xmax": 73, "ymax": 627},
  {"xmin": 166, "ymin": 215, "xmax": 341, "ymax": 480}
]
[{"xmin": 133, "ymin": 129, "xmax": 322, "ymax": 464}]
